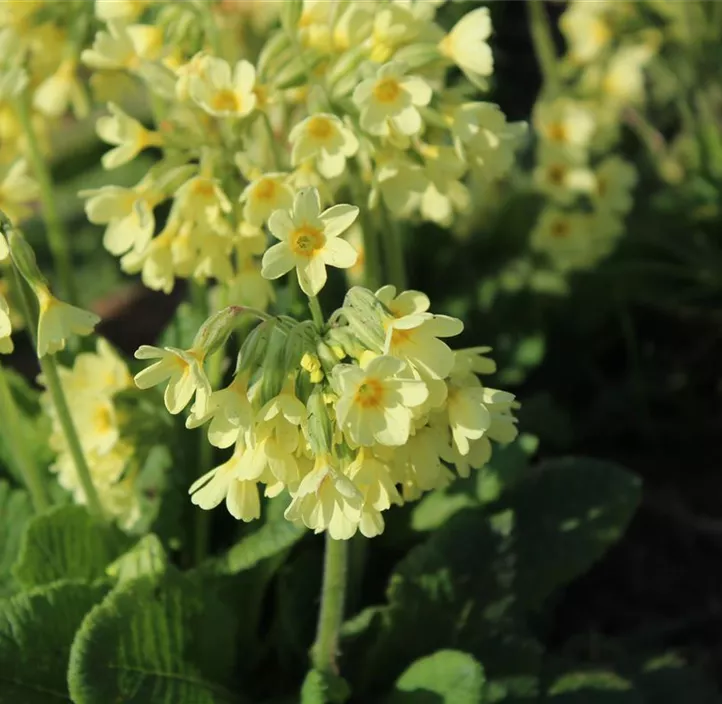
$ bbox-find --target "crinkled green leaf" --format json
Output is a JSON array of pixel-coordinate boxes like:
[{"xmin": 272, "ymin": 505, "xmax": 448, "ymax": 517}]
[
  {"xmin": 0, "ymin": 480, "xmax": 33, "ymax": 596},
  {"xmin": 13, "ymin": 505, "xmax": 133, "ymax": 589},
  {"xmin": 0, "ymin": 580, "xmax": 108, "ymax": 703},
  {"xmin": 105, "ymin": 534, "xmax": 168, "ymax": 583},
  {"xmin": 546, "ymin": 671, "xmax": 640, "ymax": 704},
  {"xmin": 67, "ymin": 571, "xmax": 239, "ymax": 704},
  {"xmin": 390, "ymin": 650, "xmax": 485, "ymax": 704}
]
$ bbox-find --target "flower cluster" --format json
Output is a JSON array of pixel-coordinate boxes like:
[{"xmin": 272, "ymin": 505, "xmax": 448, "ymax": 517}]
[
  {"xmin": 134, "ymin": 186, "xmax": 518, "ymax": 539},
  {"xmin": 78, "ymin": 0, "xmax": 524, "ymax": 303},
  {"xmin": 41, "ymin": 339, "xmax": 165, "ymax": 531},
  {"xmin": 527, "ymin": 2, "xmax": 660, "ymax": 275}
]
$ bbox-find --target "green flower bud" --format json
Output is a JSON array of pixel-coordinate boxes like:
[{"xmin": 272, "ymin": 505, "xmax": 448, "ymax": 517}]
[
  {"xmin": 258, "ymin": 324, "xmax": 289, "ymax": 407},
  {"xmin": 284, "ymin": 320, "xmax": 320, "ymax": 372},
  {"xmin": 7, "ymin": 229, "xmax": 47, "ymax": 288},
  {"xmin": 192, "ymin": 305, "xmax": 244, "ymax": 357},
  {"xmin": 279, "ymin": 0, "xmax": 303, "ymax": 34},
  {"xmin": 394, "ymin": 43, "xmax": 443, "ymax": 70},
  {"xmin": 341, "ymin": 287, "xmax": 386, "ymax": 352},
  {"xmin": 236, "ymin": 318, "xmax": 275, "ymax": 376},
  {"xmin": 305, "ymin": 385, "xmax": 334, "ymax": 456}
]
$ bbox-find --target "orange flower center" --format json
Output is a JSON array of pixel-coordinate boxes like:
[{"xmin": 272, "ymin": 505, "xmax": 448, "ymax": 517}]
[
  {"xmin": 355, "ymin": 378, "xmax": 386, "ymax": 408},
  {"xmin": 373, "ymin": 77, "xmax": 402, "ymax": 104},
  {"xmin": 290, "ymin": 224, "xmax": 325, "ymax": 257},
  {"xmin": 211, "ymin": 89, "xmax": 241, "ymax": 113},
  {"xmin": 550, "ymin": 220, "xmax": 571, "ymax": 239},
  {"xmin": 546, "ymin": 121, "xmax": 567, "ymax": 143},
  {"xmin": 547, "ymin": 164, "xmax": 566, "ymax": 186}
]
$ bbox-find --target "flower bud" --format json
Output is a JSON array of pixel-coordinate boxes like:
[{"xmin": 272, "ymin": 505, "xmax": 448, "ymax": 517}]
[
  {"xmin": 305, "ymin": 385, "xmax": 333, "ymax": 456},
  {"xmin": 236, "ymin": 318, "xmax": 274, "ymax": 375},
  {"xmin": 8, "ymin": 229, "xmax": 48, "ymax": 288},
  {"xmin": 192, "ymin": 305, "xmax": 244, "ymax": 357},
  {"xmin": 279, "ymin": 0, "xmax": 303, "ymax": 34},
  {"xmin": 258, "ymin": 324, "xmax": 289, "ymax": 406},
  {"xmin": 342, "ymin": 287, "xmax": 386, "ymax": 352}
]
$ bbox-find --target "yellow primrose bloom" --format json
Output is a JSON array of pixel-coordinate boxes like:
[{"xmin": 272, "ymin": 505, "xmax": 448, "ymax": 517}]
[
  {"xmin": 289, "ymin": 113, "xmax": 359, "ymax": 179},
  {"xmin": 189, "ymin": 56, "xmax": 257, "ymax": 118},
  {"xmin": 439, "ymin": 7, "xmax": 493, "ymax": 86},
  {"xmin": 261, "ymin": 187, "xmax": 359, "ymax": 296},
  {"xmin": 134, "ymin": 344, "xmax": 210, "ymax": 415},
  {"xmin": 333, "ymin": 355, "xmax": 428, "ymax": 447},
  {"xmin": 34, "ymin": 285, "xmax": 100, "ymax": 358},
  {"xmin": 591, "ymin": 156, "xmax": 637, "ymax": 214},
  {"xmin": 353, "ymin": 61, "xmax": 432, "ymax": 137},
  {"xmin": 601, "ymin": 44, "xmax": 654, "ymax": 104},
  {"xmin": 81, "ymin": 21, "xmax": 139, "ymax": 71},
  {"xmin": 227, "ymin": 258, "xmax": 275, "ymax": 311},
  {"xmin": 533, "ymin": 146, "xmax": 595, "ymax": 205},
  {"xmin": 284, "ymin": 453, "xmax": 363, "ymax": 540},
  {"xmin": 80, "ymin": 182, "xmax": 157, "ymax": 256},
  {"xmin": 0, "ymin": 159, "xmax": 39, "ymax": 224},
  {"xmin": 560, "ymin": 2, "xmax": 612, "ymax": 64},
  {"xmin": 174, "ymin": 171, "xmax": 232, "ymax": 227},
  {"xmin": 72, "ymin": 338, "xmax": 133, "ymax": 396},
  {"xmin": 96, "ymin": 102, "xmax": 162, "ymax": 169},
  {"xmin": 0, "ymin": 293, "xmax": 13, "ymax": 354},
  {"xmin": 189, "ymin": 440, "xmax": 261, "ymax": 521},
  {"xmin": 375, "ymin": 285, "xmax": 464, "ymax": 379},
  {"xmin": 530, "ymin": 206, "xmax": 594, "ymax": 272},
  {"xmin": 186, "ymin": 374, "xmax": 253, "ymax": 449},
  {"xmin": 240, "ymin": 172, "xmax": 294, "ymax": 228},
  {"xmin": 33, "ymin": 58, "xmax": 89, "ymax": 119},
  {"xmin": 0, "ymin": 234, "xmax": 7, "ymax": 260},
  {"xmin": 347, "ymin": 449, "xmax": 402, "ymax": 538},
  {"xmin": 370, "ymin": 150, "xmax": 427, "ymax": 215},
  {"xmin": 95, "ymin": 0, "xmax": 150, "ymax": 22},
  {"xmin": 419, "ymin": 143, "xmax": 469, "ymax": 227},
  {"xmin": 394, "ymin": 426, "xmax": 453, "ymax": 499},
  {"xmin": 534, "ymin": 98, "xmax": 595, "ymax": 159},
  {"xmin": 365, "ymin": 3, "xmax": 419, "ymax": 63},
  {"xmin": 120, "ymin": 221, "xmax": 176, "ymax": 293}
]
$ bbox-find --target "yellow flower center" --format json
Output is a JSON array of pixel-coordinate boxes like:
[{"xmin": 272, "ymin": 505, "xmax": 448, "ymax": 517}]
[
  {"xmin": 355, "ymin": 378, "xmax": 386, "ymax": 408},
  {"xmin": 290, "ymin": 224, "xmax": 325, "ymax": 257},
  {"xmin": 546, "ymin": 121, "xmax": 568, "ymax": 143},
  {"xmin": 94, "ymin": 406, "xmax": 114, "ymax": 434},
  {"xmin": 547, "ymin": 164, "xmax": 566, "ymax": 186},
  {"xmin": 390, "ymin": 326, "xmax": 414, "ymax": 346},
  {"xmin": 254, "ymin": 178, "xmax": 277, "ymax": 201},
  {"xmin": 306, "ymin": 115, "xmax": 334, "ymax": 141},
  {"xmin": 597, "ymin": 177, "xmax": 608, "ymax": 197},
  {"xmin": 211, "ymin": 89, "xmax": 241, "ymax": 113},
  {"xmin": 192, "ymin": 179, "xmax": 216, "ymax": 198},
  {"xmin": 373, "ymin": 77, "xmax": 402, "ymax": 104}
]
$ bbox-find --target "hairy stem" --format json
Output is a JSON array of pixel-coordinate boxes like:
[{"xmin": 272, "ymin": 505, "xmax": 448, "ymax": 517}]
[
  {"xmin": 527, "ymin": 0, "xmax": 559, "ymax": 92},
  {"xmin": 308, "ymin": 294, "xmax": 325, "ymax": 329},
  {"xmin": 311, "ymin": 535, "xmax": 349, "ymax": 674}
]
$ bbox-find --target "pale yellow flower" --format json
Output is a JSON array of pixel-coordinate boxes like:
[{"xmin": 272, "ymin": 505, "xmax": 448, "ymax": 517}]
[
  {"xmin": 0, "ymin": 293, "xmax": 13, "ymax": 354},
  {"xmin": 81, "ymin": 21, "xmax": 139, "ymax": 71},
  {"xmin": 261, "ymin": 187, "xmax": 358, "ymax": 296},
  {"xmin": 591, "ymin": 156, "xmax": 637, "ymax": 214},
  {"xmin": 560, "ymin": 2, "xmax": 612, "ymax": 64},
  {"xmin": 33, "ymin": 58, "xmax": 89, "ymax": 119},
  {"xmin": 34, "ymin": 286, "xmax": 100, "ymax": 358},
  {"xmin": 0, "ymin": 159, "xmax": 38, "ymax": 224},
  {"xmin": 439, "ymin": 7, "xmax": 493, "ymax": 86},
  {"xmin": 534, "ymin": 98, "xmax": 595, "ymax": 159},
  {"xmin": 95, "ymin": 0, "xmax": 150, "ymax": 22},
  {"xmin": 96, "ymin": 102, "xmax": 162, "ymax": 169},
  {"xmin": 134, "ymin": 345, "xmax": 210, "ymax": 415},
  {"xmin": 353, "ymin": 61, "xmax": 432, "ymax": 137},
  {"xmin": 240, "ymin": 172, "xmax": 294, "ymax": 228},
  {"xmin": 289, "ymin": 114, "xmax": 358, "ymax": 179},
  {"xmin": 333, "ymin": 355, "xmax": 428, "ymax": 447},
  {"xmin": 189, "ymin": 56, "xmax": 257, "ymax": 118}
]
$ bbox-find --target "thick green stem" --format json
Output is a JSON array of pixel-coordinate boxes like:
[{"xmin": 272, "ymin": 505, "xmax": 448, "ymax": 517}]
[
  {"xmin": 11, "ymin": 266, "xmax": 103, "ymax": 517},
  {"xmin": 15, "ymin": 93, "xmax": 77, "ymax": 305},
  {"xmin": 0, "ymin": 363, "xmax": 50, "ymax": 512},
  {"xmin": 527, "ymin": 0, "xmax": 559, "ymax": 92},
  {"xmin": 380, "ymin": 204, "xmax": 407, "ymax": 290},
  {"xmin": 308, "ymin": 295, "xmax": 325, "ymax": 329},
  {"xmin": 311, "ymin": 535, "xmax": 349, "ymax": 674}
]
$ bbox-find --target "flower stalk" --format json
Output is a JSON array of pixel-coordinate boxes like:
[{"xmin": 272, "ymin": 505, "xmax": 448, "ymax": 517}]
[
  {"xmin": 311, "ymin": 534, "xmax": 349, "ymax": 674},
  {"xmin": 15, "ymin": 92, "xmax": 78, "ymax": 305},
  {"xmin": 527, "ymin": 0, "xmax": 559, "ymax": 92}
]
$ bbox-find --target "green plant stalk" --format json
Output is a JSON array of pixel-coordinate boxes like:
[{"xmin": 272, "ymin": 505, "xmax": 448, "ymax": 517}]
[
  {"xmin": 349, "ymin": 171, "xmax": 382, "ymax": 290},
  {"xmin": 11, "ymin": 266, "xmax": 103, "ymax": 517},
  {"xmin": 261, "ymin": 112, "xmax": 285, "ymax": 172},
  {"xmin": 311, "ymin": 534, "xmax": 349, "ymax": 674},
  {"xmin": 0, "ymin": 363, "xmax": 50, "ymax": 513},
  {"xmin": 380, "ymin": 204, "xmax": 407, "ymax": 290},
  {"xmin": 15, "ymin": 93, "xmax": 78, "ymax": 305},
  {"xmin": 527, "ymin": 0, "xmax": 559, "ymax": 92},
  {"xmin": 308, "ymin": 294, "xmax": 325, "ymax": 329}
]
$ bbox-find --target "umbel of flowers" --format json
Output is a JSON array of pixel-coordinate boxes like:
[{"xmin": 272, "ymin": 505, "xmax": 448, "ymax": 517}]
[
  {"xmin": 134, "ymin": 188, "xmax": 519, "ymax": 539},
  {"xmin": 76, "ymin": 0, "xmax": 525, "ymax": 301}
]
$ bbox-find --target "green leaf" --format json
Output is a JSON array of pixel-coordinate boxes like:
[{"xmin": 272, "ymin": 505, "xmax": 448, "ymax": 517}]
[
  {"xmin": 390, "ymin": 650, "xmax": 485, "ymax": 703},
  {"xmin": 496, "ymin": 457, "xmax": 641, "ymax": 609},
  {"xmin": 13, "ymin": 505, "xmax": 133, "ymax": 589},
  {"xmin": 68, "ymin": 571, "xmax": 239, "ymax": 703},
  {"xmin": 546, "ymin": 671, "xmax": 640, "ymax": 704},
  {"xmin": 105, "ymin": 534, "xmax": 168, "ymax": 583},
  {"xmin": 0, "ymin": 580, "xmax": 108, "ymax": 703},
  {"xmin": 300, "ymin": 670, "xmax": 351, "ymax": 704},
  {"xmin": 0, "ymin": 480, "xmax": 33, "ymax": 596}
]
